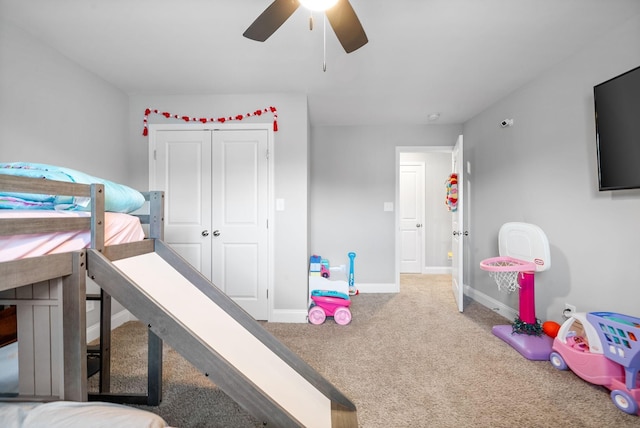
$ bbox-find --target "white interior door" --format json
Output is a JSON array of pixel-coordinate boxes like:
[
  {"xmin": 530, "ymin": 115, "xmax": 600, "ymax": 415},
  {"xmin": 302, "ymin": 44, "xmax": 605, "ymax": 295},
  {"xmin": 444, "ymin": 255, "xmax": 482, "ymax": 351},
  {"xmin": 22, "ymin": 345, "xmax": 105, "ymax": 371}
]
[
  {"xmin": 154, "ymin": 130, "xmax": 212, "ymax": 278},
  {"xmin": 212, "ymin": 130, "xmax": 269, "ymax": 320},
  {"xmin": 399, "ymin": 163, "xmax": 424, "ymax": 273},
  {"xmin": 451, "ymin": 135, "xmax": 465, "ymax": 312},
  {"xmin": 151, "ymin": 127, "xmax": 269, "ymax": 320}
]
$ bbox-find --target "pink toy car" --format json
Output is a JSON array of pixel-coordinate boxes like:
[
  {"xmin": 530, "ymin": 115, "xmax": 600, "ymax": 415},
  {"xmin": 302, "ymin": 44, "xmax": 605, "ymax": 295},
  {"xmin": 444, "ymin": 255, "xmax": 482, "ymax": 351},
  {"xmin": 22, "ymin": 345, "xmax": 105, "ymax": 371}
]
[
  {"xmin": 550, "ymin": 312, "xmax": 640, "ymax": 415},
  {"xmin": 308, "ymin": 292, "xmax": 351, "ymax": 325}
]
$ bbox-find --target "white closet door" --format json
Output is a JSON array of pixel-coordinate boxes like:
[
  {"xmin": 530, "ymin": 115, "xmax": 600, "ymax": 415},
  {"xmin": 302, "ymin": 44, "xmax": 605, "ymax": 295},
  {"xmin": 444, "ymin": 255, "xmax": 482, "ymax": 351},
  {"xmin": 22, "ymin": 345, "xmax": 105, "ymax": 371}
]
[
  {"xmin": 151, "ymin": 128, "xmax": 269, "ymax": 320},
  {"xmin": 212, "ymin": 130, "xmax": 269, "ymax": 320},
  {"xmin": 155, "ymin": 130, "xmax": 213, "ymax": 279}
]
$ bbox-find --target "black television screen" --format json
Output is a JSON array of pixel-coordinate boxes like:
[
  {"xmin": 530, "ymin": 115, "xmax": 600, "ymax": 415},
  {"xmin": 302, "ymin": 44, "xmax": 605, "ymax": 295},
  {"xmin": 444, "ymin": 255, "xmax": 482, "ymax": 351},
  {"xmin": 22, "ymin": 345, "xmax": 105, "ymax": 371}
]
[{"xmin": 594, "ymin": 65, "xmax": 640, "ymax": 191}]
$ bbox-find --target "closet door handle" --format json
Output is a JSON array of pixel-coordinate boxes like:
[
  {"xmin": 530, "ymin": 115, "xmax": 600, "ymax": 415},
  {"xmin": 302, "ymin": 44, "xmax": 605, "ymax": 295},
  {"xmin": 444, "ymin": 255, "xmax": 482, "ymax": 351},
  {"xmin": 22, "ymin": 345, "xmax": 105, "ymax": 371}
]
[
  {"xmin": 201, "ymin": 230, "xmax": 209, "ymax": 237},
  {"xmin": 213, "ymin": 230, "xmax": 221, "ymax": 237}
]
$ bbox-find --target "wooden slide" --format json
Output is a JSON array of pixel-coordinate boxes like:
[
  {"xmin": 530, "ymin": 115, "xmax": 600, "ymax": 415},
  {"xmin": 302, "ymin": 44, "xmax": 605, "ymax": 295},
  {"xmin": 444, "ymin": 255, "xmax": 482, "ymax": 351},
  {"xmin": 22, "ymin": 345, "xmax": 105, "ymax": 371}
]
[{"xmin": 87, "ymin": 240, "xmax": 357, "ymax": 428}]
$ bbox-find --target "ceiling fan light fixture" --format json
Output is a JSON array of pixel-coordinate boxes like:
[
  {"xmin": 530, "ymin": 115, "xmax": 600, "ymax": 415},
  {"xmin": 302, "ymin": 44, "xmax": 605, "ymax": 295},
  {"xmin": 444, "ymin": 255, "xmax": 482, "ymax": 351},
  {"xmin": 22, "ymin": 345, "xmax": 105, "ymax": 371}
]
[
  {"xmin": 243, "ymin": 0, "xmax": 368, "ymax": 53},
  {"xmin": 299, "ymin": 0, "xmax": 339, "ymax": 11}
]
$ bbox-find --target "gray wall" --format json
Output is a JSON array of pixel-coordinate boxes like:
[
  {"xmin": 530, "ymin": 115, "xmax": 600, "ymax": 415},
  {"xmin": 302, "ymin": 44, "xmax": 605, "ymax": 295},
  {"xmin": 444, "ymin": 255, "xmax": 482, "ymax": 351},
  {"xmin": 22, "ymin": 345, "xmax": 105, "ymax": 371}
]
[
  {"xmin": 310, "ymin": 124, "xmax": 462, "ymax": 287},
  {"xmin": 0, "ymin": 19, "xmax": 132, "ymax": 182},
  {"xmin": 0, "ymin": 19, "xmax": 132, "ymax": 327},
  {"xmin": 0, "ymin": 21, "xmax": 311, "ymax": 321},
  {"xmin": 4, "ymin": 11, "xmax": 640, "ymax": 326},
  {"xmin": 464, "ymin": 15, "xmax": 640, "ymax": 322}
]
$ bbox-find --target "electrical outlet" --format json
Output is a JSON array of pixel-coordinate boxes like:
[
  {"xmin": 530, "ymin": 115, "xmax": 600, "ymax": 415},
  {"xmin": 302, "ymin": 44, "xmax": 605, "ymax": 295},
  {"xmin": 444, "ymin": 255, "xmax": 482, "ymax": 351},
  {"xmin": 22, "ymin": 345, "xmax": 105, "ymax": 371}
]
[{"xmin": 564, "ymin": 303, "xmax": 576, "ymax": 315}]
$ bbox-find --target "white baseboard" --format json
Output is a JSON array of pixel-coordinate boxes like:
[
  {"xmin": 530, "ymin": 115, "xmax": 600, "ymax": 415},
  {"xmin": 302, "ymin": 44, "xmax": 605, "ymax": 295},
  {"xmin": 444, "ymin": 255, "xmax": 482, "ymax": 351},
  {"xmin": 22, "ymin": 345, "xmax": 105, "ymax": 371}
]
[
  {"xmin": 86, "ymin": 309, "xmax": 137, "ymax": 343},
  {"xmin": 270, "ymin": 309, "xmax": 309, "ymax": 323},
  {"xmin": 423, "ymin": 266, "xmax": 452, "ymax": 274},
  {"xmin": 356, "ymin": 282, "xmax": 398, "ymax": 293},
  {"xmin": 463, "ymin": 285, "xmax": 517, "ymax": 322}
]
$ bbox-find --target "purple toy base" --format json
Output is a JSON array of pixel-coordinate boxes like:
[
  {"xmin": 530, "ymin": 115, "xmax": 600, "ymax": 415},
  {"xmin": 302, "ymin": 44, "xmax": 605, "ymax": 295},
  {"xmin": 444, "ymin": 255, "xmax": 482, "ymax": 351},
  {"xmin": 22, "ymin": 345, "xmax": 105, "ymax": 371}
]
[{"xmin": 492, "ymin": 325, "xmax": 553, "ymax": 361}]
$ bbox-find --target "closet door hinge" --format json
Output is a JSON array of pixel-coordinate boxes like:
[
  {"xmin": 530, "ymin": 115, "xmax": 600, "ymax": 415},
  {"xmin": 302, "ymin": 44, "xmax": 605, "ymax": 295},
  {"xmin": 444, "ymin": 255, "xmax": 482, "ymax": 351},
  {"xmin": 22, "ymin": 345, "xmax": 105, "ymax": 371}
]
[
  {"xmin": 153, "ymin": 149, "xmax": 157, "ymax": 160},
  {"xmin": 266, "ymin": 149, "xmax": 269, "ymax": 160}
]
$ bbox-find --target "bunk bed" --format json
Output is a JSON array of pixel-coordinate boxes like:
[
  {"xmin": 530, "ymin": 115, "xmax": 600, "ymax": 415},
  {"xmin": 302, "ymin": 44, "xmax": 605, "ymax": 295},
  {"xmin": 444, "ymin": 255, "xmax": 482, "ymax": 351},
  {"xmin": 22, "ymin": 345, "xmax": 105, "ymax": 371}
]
[
  {"xmin": 0, "ymin": 168, "xmax": 167, "ymax": 426},
  {"xmin": 0, "ymin": 164, "xmax": 360, "ymax": 428}
]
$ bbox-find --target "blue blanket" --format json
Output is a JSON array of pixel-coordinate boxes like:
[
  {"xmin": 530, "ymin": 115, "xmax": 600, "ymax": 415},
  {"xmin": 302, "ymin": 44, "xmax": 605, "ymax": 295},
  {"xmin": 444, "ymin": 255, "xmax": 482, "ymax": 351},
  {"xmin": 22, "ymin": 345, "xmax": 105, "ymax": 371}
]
[{"xmin": 0, "ymin": 162, "xmax": 145, "ymax": 213}]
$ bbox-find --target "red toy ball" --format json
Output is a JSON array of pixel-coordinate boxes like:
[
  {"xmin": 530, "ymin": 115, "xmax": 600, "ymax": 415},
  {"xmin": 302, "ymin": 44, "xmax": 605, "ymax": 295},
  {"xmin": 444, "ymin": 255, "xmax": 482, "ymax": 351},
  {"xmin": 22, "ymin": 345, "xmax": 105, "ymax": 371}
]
[{"xmin": 542, "ymin": 321, "xmax": 561, "ymax": 338}]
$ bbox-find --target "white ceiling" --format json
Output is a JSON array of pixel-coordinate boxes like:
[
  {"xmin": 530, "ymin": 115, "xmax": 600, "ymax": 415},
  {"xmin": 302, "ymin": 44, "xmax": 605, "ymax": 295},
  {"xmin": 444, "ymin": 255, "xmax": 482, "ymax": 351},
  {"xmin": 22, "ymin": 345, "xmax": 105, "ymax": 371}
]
[{"xmin": 2, "ymin": 0, "xmax": 640, "ymax": 126}]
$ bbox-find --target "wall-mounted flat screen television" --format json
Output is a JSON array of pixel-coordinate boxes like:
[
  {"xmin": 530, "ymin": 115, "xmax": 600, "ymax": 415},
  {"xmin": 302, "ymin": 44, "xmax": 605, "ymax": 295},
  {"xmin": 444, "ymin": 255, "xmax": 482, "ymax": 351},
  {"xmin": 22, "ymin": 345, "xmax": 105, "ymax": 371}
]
[{"xmin": 594, "ymin": 65, "xmax": 640, "ymax": 191}]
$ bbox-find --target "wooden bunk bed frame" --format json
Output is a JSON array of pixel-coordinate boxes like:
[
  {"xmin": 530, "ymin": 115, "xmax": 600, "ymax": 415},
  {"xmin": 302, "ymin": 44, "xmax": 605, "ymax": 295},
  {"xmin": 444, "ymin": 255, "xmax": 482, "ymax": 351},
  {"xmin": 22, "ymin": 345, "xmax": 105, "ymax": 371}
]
[{"xmin": 0, "ymin": 174, "xmax": 163, "ymax": 404}]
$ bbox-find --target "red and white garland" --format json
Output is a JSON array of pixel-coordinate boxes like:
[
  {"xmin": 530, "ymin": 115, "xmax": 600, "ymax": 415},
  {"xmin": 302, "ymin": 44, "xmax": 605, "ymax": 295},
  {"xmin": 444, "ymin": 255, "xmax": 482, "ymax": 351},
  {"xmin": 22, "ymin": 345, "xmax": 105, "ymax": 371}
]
[{"xmin": 142, "ymin": 106, "xmax": 278, "ymax": 136}]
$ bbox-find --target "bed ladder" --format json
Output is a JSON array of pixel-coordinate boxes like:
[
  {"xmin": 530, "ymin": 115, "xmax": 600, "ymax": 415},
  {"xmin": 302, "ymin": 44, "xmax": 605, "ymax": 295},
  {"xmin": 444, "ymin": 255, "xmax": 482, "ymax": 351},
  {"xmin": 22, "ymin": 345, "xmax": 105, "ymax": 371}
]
[{"xmin": 87, "ymin": 189, "xmax": 165, "ymax": 406}]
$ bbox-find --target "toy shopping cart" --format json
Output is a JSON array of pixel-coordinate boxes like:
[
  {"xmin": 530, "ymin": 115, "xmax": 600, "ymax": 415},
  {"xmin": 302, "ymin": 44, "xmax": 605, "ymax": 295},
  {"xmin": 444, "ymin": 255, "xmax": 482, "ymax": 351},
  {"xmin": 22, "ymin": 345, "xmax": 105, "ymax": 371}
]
[{"xmin": 586, "ymin": 312, "xmax": 640, "ymax": 414}]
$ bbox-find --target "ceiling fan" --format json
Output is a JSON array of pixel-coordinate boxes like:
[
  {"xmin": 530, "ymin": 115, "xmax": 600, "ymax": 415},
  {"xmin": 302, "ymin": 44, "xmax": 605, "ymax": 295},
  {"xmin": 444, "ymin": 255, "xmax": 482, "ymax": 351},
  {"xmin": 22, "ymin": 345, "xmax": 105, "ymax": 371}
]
[{"xmin": 243, "ymin": 0, "xmax": 368, "ymax": 53}]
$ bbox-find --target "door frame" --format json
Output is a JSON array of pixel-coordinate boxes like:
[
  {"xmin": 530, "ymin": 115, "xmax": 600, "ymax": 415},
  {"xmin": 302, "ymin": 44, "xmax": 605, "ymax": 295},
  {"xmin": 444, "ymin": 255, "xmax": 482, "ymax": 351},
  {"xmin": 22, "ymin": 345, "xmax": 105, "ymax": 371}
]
[
  {"xmin": 451, "ymin": 135, "xmax": 466, "ymax": 312},
  {"xmin": 395, "ymin": 146, "xmax": 453, "ymax": 291},
  {"xmin": 148, "ymin": 122, "xmax": 275, "ymax": 320}
]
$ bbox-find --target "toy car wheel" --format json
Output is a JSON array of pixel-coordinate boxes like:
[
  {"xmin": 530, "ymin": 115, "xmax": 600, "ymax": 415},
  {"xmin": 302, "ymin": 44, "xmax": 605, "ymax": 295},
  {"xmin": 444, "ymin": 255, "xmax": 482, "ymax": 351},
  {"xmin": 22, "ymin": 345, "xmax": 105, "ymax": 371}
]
[
  {"xmin": 333, "ymin": 307, "xmax": 352, "ymax": 325},
  {"xmin": 308, "ymin": 306, "xmax": 326, "ymax": 325},
  {"xmin": 549, "ymin": 352, "xmax": 568, "ymax": 370},
  {"xmin": 611, "ymin": 389, "xmax": 639, "ymax": 415}
]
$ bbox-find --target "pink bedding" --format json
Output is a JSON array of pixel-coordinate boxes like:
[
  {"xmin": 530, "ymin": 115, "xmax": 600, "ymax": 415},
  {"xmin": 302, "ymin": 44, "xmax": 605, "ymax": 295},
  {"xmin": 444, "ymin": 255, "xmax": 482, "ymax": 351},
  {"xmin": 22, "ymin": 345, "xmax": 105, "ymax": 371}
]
[{"xmin": 0, "ymin": 211, "xmax": 145, "ymax": 262}]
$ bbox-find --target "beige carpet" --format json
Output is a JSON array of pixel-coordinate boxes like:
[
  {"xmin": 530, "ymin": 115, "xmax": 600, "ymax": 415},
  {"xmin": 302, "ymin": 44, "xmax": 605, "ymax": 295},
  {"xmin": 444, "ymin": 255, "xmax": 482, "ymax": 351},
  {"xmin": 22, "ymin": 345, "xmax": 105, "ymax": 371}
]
[{"xmin": 90, "ymin": 274, "xmax": 640, "ymax": 427}]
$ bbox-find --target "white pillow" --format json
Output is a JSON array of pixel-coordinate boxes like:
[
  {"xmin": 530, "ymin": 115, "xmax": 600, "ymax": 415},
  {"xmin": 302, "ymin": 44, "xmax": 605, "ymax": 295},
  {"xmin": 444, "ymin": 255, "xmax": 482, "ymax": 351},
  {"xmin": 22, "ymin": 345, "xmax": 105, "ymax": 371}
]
[
  {"xmin": 0, "ymin": 402, "xmax": 39, "ymax": 428},
  {"xmin": 21, "ymin": 401, "xmax": 167, "ymax": 428}
]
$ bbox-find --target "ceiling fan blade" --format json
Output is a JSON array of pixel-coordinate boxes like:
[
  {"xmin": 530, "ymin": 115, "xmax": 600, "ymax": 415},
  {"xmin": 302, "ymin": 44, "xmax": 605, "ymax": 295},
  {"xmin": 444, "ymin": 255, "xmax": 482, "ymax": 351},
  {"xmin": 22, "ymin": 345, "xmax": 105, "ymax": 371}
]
[
  {"xmin": 325, "ymin": 0, "xmax": 368, "ymax": 53},
  {"xmin": 243, "ymin": 0, "xmax": 300, "ymax": 42}
]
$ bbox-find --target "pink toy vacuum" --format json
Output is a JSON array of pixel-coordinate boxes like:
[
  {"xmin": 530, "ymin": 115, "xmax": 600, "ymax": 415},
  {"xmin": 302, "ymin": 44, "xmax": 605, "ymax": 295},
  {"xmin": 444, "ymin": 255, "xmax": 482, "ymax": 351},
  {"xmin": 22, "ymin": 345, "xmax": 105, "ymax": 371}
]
[
  {"xmin": 480, "ymin": 222, "xmax": 553, "ymax": 360},
  {"xmin": 308, "ymin": 290, "xmax": 352, "ymax": 325}
]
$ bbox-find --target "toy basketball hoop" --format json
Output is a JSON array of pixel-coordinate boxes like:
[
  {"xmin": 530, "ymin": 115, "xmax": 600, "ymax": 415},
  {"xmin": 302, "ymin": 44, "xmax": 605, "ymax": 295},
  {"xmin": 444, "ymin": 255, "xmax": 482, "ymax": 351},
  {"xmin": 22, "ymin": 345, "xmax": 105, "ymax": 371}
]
[
  {"xmin": 480, "ymin": 256, "xmax": 536, "ymax": 293},
  {"xmin": 479, "ymin": 222, "xmax": 553, "ymax": 361}
]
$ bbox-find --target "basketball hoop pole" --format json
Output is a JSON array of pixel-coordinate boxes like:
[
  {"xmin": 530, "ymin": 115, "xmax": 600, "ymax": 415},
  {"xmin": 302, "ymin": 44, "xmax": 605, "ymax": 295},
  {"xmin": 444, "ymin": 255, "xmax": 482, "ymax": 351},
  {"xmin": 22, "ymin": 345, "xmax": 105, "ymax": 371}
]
[{"xmin": 518, "ymin": 272, "xmax": 536, "ymax": 325}]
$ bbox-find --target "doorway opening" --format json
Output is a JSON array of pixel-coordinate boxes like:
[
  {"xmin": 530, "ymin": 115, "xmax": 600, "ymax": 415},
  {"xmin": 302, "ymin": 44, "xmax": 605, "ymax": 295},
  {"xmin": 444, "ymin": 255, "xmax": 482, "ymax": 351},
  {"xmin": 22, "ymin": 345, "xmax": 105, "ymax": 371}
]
[{"xmin": 395, "ymin": 146, "xmax": 453, "ymax": 292}]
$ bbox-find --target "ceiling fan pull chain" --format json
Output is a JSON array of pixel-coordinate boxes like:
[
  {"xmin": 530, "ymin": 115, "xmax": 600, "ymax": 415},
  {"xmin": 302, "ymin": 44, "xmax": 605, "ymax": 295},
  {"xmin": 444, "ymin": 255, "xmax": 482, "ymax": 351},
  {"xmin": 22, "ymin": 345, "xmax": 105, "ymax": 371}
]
[{"xmin": 323, "ymin": 14, "xmax": 327, "ymax": 72}]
